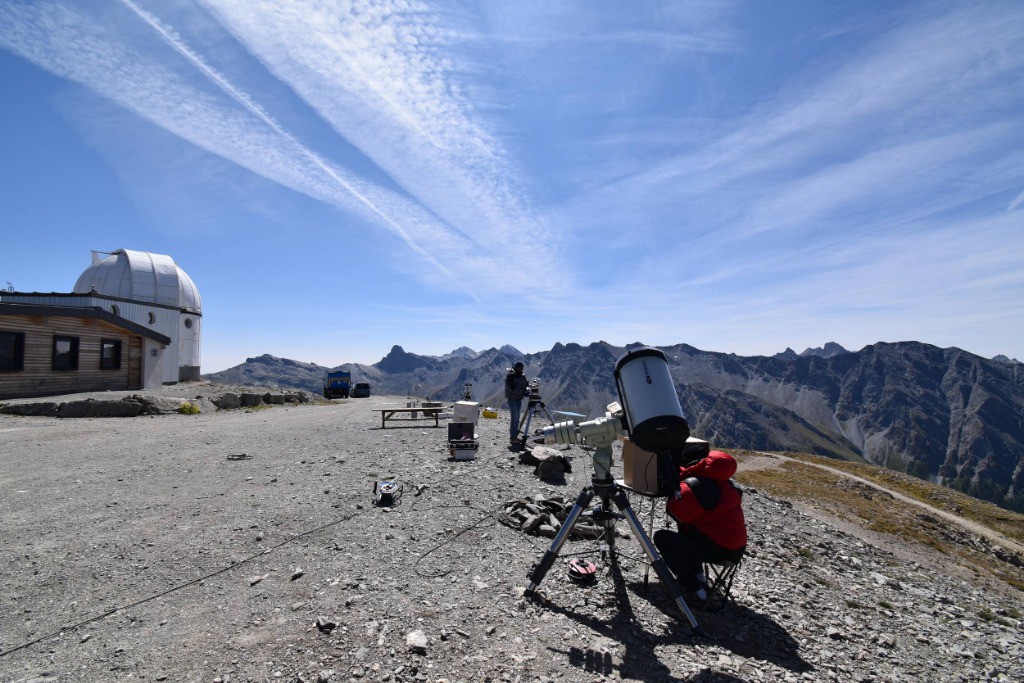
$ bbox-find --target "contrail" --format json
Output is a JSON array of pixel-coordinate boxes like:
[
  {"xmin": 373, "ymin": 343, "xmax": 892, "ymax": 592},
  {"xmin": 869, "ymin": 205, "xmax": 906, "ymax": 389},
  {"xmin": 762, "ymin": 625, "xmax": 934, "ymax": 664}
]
[
  {"xmin": 1009, "ymin": 187, "xmax": 1024, "ymax": 212},
  {"xmin": 118, "ymin": 0, "xmax": 456, "ymax": 280}
]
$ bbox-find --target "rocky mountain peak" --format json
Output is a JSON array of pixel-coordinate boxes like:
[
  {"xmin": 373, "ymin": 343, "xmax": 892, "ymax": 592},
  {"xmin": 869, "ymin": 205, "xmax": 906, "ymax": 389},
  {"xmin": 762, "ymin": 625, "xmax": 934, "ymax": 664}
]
[
  {"xmin": 374, "ymin": 345, "xmax": 438, "ymax": 374},
  {"xmin": 442, "ymin": 346, "xmax": 478, "ymax": 360},
  {"xmin": 244, "ymin": 354, "xmax": 320, "ymax": 369},
  {"xmin": 800, "ymin": 342, "xmax": 849, "ymax": 358}
]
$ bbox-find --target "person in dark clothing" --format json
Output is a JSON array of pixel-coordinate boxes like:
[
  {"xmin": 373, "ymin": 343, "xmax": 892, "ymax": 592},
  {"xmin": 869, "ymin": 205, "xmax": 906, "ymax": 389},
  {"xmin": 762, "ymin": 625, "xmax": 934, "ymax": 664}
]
[
  {"xmin": 504, "ymin": 361, "xmax": 528, "ymax": 442},
  {"xmin": 653, "ymin": 449, "xmax": 747, "ymax": 604}
]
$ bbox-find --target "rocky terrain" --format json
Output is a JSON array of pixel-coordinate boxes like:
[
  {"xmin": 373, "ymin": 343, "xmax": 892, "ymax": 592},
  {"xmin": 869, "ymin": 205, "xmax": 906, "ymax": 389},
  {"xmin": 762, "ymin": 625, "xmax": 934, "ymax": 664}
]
[
  {"xmin": 1, "ymin": 384, "xmax": 1021, "ymax": 682},
  {"xmin": 206, "ymin": 340, "xmax": 1024, "ymax": 512}
]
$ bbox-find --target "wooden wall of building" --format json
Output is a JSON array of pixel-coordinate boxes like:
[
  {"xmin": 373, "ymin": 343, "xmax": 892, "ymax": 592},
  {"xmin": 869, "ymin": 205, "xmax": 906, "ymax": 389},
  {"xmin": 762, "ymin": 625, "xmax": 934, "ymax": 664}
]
[{"xmin": 0, "ymin": 314, "xmax": 144, "ymax": 399}]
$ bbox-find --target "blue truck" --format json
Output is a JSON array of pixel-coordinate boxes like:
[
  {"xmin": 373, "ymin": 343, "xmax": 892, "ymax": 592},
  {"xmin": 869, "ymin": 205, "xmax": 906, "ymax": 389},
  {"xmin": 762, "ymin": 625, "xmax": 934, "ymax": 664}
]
[{"xmin": 323, "ymin": 371, "xmax": 352, "ymax": 399}]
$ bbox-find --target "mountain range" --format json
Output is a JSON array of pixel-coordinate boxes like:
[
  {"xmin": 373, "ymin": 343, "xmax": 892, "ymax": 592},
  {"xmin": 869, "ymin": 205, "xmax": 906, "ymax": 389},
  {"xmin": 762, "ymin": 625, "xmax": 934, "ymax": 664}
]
[{"xmin": 205, "ymin": 340, "xmax": 1024, "ymax": 512}]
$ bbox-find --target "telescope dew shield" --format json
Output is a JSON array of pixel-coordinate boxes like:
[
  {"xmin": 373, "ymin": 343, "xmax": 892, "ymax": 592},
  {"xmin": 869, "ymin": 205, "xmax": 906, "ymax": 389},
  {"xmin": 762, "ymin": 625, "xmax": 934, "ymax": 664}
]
[{"xmin": 613, "ymin": 347, "xmax": 689, "ymax": 452}]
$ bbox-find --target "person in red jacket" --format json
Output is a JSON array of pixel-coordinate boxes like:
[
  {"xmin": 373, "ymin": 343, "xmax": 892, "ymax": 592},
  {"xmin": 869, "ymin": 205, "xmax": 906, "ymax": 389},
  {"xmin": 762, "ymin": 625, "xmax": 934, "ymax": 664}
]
[{"xmin": 653, "ymin": 449, "xmax": 747, "ymax": 605}]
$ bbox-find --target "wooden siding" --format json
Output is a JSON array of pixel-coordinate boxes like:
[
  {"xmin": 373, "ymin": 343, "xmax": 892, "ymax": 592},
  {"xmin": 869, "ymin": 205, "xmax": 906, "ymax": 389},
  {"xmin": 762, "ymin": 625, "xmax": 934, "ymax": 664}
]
[
  {"xmin": 0, "ymin": 314, "xmax": 144, "ymax": 399},
  {"xmin": 128, "ymin": 336, "xmax": 142, "ymax": 384}
]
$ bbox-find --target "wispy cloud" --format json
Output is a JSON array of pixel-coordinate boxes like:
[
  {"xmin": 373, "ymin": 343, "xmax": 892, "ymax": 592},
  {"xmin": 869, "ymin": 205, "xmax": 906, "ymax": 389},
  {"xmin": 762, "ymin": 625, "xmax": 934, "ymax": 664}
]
[
  {"xmin": 552, "ymin": 3, "xmax": 1024, "ymax": 277},
  {"xmin": 198, "ymin": 0, "xmax": 558, "ymax": 268},
  {"xmin": 1009, "ymin": 188, "xmax": 1024, "ymax": 212},
  {"xmin": 117, "ymin": 0, "xmax": 462, "ymax": 279},
  {"xmin": 476, "ymin": 1, "xmax": 737, "ymax": 52},
  {"xmin": 577, "ymin": 3, "xmax": 1024, "ymax": 208},
  {"xmin": 734, "ymin": 123, "xmax": 1021, "ymax": 240},
  {"xmin": 0, "ymin": 0, "xmax": 562, "ymax": 294}
]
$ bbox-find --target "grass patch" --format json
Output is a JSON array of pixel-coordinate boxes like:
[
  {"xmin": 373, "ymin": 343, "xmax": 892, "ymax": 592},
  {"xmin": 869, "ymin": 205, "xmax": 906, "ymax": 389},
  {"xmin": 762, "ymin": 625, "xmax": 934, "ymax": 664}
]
[
  {"xmin": 733, "ymin": 453, "xmax": 1024, "ymax": 593},
  {"xmin": 878, "ymin": 600, "xmax": 894, "ymax": 610},
  {"xmin": 977, "ymin": 608, "xmax": 1016, "ymax": 627},
  {"xmin": 179, "ymin": 401, "xmax": 200, "ymax": 415},
  {"xmin": 779, "ymin": 452, "xmax": 1024, "ymax": 546}
]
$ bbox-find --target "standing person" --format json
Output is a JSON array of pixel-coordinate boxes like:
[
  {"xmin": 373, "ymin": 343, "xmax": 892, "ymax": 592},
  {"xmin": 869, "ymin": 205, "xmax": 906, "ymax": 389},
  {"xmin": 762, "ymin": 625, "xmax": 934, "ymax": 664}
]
[
  {"xmin": 653, "ymin": 449, "xmax": 747, "ymax": 605},
  {"xmin": 505, "ymin": 361, "xmax": 528, "ymax": 443}
]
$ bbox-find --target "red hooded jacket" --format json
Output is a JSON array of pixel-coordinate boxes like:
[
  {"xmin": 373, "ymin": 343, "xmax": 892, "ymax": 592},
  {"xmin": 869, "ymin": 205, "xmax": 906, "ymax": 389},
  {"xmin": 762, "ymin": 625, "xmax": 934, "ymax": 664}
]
[{"xmin": 666, "ymin": 450, "xmax": 747, "ymax": 550}]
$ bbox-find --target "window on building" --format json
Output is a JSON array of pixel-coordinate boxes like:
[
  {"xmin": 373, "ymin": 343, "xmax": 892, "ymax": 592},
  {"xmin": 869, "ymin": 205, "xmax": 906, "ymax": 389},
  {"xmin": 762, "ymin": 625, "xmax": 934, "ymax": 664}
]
[
  {"xmin": 110, "ymin": 304, "xmax": 119, "ymax": 316},
  {"xmin": 148, "ymin": 311, "xmax": 156, "ymax": 324},
  {"xmin": 100, "ymin": 339, "xmax": 122, "ymax": 370},
  {"xmin": 0, "ymin": 331, "xmax": 25, "ymax": 371},
  {"xmin": 52, "ymin": 335, "xmax": 79, "ymax": 371},
  {"xmin": 184, "ymin": 318, "xmax": 193, "ymax": 329}
]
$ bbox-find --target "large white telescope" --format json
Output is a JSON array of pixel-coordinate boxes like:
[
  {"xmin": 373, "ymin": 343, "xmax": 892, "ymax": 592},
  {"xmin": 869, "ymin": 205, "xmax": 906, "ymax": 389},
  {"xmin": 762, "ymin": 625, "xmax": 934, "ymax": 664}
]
[
  {"xmin": 540, "ymin": 346, "xmax": 689, "ymax": 454},
  {"xmin": 613, "ymin": 346, "xmax": 689, "ymax": 451}
]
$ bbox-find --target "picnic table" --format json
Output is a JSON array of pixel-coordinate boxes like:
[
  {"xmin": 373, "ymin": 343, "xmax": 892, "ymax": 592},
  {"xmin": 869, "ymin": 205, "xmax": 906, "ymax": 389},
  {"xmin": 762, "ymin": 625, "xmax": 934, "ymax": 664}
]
[{"xmin": 374, "ymin": 406, "xmax": 443, "ymax": 428}]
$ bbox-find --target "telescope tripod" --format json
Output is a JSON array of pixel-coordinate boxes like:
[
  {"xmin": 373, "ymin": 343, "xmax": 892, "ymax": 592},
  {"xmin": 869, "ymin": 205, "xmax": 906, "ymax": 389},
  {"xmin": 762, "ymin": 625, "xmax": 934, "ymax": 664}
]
[
  {"xmin": 517, "ymin": 397, "xmax": 555, "ymax": 443},
  {"xmin": 524, "ymin": 446, "xmax": 701, "ymax": 635}
]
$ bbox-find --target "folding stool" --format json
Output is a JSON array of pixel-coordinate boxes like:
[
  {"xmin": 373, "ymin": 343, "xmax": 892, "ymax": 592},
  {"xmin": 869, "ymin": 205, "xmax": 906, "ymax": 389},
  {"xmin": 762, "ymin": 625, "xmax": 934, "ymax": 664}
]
[{"xmin": 702, "ymin": 558, "xmax": 741, "ymax": 611}]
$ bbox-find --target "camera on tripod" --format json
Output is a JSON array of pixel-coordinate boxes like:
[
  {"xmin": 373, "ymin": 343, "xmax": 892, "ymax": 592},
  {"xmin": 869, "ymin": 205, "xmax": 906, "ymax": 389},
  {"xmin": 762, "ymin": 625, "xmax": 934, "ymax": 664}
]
[{"xmin": 525, "ymin": 378, "xmax": 541, "ymax": 403}]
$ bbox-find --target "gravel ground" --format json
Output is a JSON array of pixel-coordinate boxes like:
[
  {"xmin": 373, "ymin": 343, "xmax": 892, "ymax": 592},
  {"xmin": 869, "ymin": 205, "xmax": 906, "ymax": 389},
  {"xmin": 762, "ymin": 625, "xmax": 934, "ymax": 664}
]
[{"xmin": 1, "ymin": 386, "xmax": 1021, "ymax": 682}]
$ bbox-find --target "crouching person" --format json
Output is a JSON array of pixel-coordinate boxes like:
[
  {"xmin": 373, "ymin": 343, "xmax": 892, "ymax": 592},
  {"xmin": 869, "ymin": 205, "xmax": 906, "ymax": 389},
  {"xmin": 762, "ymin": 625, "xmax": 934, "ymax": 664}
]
[{"xmin": 653, "ymin": 449, "xmax": 747, "ymax": 606}]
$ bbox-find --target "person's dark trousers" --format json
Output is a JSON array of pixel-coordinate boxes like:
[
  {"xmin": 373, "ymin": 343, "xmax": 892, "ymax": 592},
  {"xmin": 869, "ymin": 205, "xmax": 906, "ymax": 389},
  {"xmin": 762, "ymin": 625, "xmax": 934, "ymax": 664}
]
[
  {"xmin": 508, "ymin": 398, "xmax": 522, "ymax": 439},
  {"xmin": 653, "ymin": 528, "xmax": 744, "ymax": 590}
]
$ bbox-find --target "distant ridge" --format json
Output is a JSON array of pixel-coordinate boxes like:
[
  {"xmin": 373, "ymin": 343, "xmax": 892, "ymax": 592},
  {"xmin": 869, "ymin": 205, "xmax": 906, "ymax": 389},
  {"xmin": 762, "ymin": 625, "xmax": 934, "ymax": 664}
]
[{"xmin": 205, "ymin": 340, "xmax": 1024, "ymax": 512}]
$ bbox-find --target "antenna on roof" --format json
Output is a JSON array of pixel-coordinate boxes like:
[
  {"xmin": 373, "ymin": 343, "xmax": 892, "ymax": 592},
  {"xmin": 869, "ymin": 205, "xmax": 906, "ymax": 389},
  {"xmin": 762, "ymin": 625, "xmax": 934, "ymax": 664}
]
[{"xmin": 5, "ymin": 281, "xmax": 12, "ymax": 292}]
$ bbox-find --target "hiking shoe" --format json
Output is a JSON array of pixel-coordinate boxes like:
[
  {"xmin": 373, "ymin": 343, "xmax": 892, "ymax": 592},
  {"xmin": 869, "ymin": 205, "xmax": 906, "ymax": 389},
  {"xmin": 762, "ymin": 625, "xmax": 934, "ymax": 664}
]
[{"xmin": 690, "ymin": 586, "xmax": 708, "ymax": 609}]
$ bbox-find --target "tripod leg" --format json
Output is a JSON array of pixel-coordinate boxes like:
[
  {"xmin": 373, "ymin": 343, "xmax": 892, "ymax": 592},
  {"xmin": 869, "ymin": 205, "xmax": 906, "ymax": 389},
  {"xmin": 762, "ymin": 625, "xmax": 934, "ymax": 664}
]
[
  {"xmin": 520, "ymin": 409, "xmax": 533, "ymax": 441},
  {"xmin": 526, "ymin": 487, "xmax": 595, "ymax": 593},
  {"xmin": 541, "ymin": 405, "xmax": 556, "ymax": 424},
  {"xmin": 610, "ymin": 488, "xmax": 701, "ymax": 635}
]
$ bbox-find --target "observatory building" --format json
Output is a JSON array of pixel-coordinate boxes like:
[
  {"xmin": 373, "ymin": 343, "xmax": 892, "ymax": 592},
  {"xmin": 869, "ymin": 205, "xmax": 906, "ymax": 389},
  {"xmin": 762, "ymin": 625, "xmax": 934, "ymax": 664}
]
[
  {"xmin": 73, "ymin": 249, "xmax": 202, "ymax": 382},
  {"xmin": 0, "ymin": 250, "xmax": 201, "ymax": 398}
]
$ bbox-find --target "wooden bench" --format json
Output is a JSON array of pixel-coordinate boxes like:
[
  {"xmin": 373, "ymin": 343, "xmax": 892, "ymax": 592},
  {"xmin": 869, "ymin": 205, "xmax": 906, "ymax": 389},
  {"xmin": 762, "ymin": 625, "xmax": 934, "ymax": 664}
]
[{"xmin": 374, "ymin": 406, "xmax": 443, "ymax": 428}]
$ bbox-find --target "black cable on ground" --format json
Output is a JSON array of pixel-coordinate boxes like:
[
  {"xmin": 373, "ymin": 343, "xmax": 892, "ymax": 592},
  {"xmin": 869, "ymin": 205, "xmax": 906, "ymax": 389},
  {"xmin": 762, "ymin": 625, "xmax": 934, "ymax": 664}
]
[
  {"xmin": 410, "ymin": 500, "xmax": 551, "ymax": 578},
  {"xmin": 0, "ymin": 500, "xmax": 370, "ymax": 660},
  {"xmin": 411, "ymin": 502, "xmax": 501, "ymax": 578}
]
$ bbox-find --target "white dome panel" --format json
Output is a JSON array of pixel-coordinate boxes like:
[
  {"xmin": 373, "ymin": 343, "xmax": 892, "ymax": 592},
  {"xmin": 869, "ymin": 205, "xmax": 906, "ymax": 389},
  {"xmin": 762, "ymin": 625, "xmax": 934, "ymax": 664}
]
[{"xmin": 74, "ymin": 249, "xmax": 201, "ymax": 312}]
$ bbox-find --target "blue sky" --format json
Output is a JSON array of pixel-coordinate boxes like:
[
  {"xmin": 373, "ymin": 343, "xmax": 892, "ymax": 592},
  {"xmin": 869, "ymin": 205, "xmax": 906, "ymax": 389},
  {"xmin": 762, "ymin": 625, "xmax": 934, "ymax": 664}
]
[{"xmin": 2, "ymin": 0, "xmax": 1022, "ymax": 372}]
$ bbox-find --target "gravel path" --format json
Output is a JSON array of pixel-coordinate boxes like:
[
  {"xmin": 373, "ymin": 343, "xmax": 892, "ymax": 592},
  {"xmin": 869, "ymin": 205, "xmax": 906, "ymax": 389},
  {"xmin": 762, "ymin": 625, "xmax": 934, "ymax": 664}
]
[{"xmin": 1, "ymin": 390, "xmax": 1021, "ymax": 682}]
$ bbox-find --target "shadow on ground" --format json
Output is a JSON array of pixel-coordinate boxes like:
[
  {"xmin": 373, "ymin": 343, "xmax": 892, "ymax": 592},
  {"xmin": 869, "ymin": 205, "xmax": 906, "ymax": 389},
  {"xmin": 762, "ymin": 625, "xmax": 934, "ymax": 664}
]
[
  {"xmin": 535, "ymin": 545, "xmax": 812, "ymax": 682},
  {"xmin": 627, "ymin": 577, "xmax": 813, "ymax": 674}
]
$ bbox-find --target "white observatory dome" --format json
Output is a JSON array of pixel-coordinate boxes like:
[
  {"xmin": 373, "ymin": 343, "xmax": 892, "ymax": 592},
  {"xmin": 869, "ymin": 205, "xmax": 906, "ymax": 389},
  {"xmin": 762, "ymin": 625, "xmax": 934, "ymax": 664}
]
[{"xmin": 73, "ymin": 249, "xmax": 201, "ymax": 312}]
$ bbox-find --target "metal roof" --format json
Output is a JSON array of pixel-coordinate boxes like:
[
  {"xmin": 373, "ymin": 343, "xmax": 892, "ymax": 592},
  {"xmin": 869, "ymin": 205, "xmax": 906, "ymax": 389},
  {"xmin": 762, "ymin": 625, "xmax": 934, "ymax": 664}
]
[
  {"xmin": 73, "ymin": 250, "xmax": 201, "ymax": 312},
  {"xmin": 0, "ymin": 303, "xmax": 172, "ymax": 344}
]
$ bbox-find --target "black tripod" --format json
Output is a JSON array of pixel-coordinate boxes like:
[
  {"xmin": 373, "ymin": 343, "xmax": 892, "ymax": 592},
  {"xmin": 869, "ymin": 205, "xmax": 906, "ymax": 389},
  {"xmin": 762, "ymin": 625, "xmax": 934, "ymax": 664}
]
[
  {"xmin": 524, "ymin": 445, "xmax": 702, "ymax": 635},
  {"xmin": 517, "ymin": 393, "xmax": 555, "ymax": 443}
]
